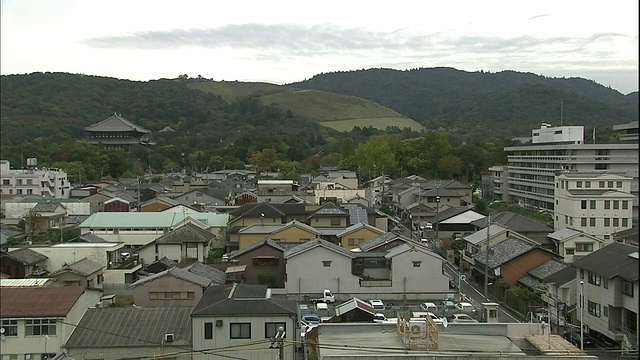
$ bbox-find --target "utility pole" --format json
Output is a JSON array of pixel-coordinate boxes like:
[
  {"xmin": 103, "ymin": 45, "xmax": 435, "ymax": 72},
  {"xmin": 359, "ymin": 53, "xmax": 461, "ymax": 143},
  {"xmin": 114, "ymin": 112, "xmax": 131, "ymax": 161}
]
[
  {"xmin": 435, "ymin": 187, "xmax": 440, "ymax": 243},
  {"xmin": 484, "ymin": 214, "xmax": 491, "ymax": 300},
  {"xmin": 270, "ymin": 326, "xmax": 285, "ymax": 360}
]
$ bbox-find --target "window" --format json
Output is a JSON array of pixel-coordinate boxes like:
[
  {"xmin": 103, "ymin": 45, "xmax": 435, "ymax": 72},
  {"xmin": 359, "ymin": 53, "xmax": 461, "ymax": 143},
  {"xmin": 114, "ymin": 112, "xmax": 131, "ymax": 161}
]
[
  {"xmin": 585, "ymin": 181, "xmax": 591, "ymax": 188},
  {"xmin": 581, "ymin": 218, "xmax": 587, "ymax": 227},
  {"xmin": 204, "ymin": 322, "xmax": 213, "ymax": 340},
  {"xmin": 149, "ymin": 291, "xmax": 195, "ymax": 300},
  {"xmin": 580, "ymin": 200, "xmax": 587, "ymax": 209},
  {"xmin": 604, "ymin": 200, "xmax": 610, "ymax": 209},
  {"xmin": 622, "ymin": 280, "xmax": 634, "ymax": 297},
  {"xmin": 622, "ymin": 218, "xmax": 629, "ymax": 227},
  {"xmin": 1, "ymin": 319, "xmax": 17, "ymax": 336},
  {"xmin": 622, "ymin": 201, "xmax": 629, "ymax": 209},
  {"xmin": 613, "ymin": 201, "xmax": 619, "ymax": 210},
  {"xmin": 330, "ymin": 217, "xmax": 341, "ymax": 226},
  {"xmin": 604, "ymin": 218, "xmax": 610, "ymax": 227},
  {"xmin": 589, "ymin": 200, "xmax": 596, "ymax": 209},
  {"xmin": 616, "ymin": 181, "xmax": 622, "ymax": 188},
  {"xmin": 587, "ymin": 271, "xmax": 601, "ymax": 285},
  {"xmin": 412, "ymin": 261, "xmax": 422, "ymax": 267},
  {"xmin": 347, "ymin": 238, "xmax": 364, "ymax": 246},
  {"xmin": 587, "ymin": 300, "xmax": 601, "ymax": 317},
  {"xmin": 322, "ymin": 261, "xmax": 332, "ymax": 267},
  {"xmin": 25, "ymin": 318, "xmax": 56, "ymax": 336},
  {"xmin": 1, "ymin": 179, "xmax": 9, "ymax": 185},
  {"xmin": 599, "ymin": 181, "xmax": 605, "ymax": 188},
  {"xmin": 590, "ymin": 218, "xmax": 596, "ymax": 227},
  {"xmin": 565, "ymin": 248, "xmax": 574, "ymax": 255},
  {"xmin": 1, "ymin": 355, "xmax": 18, "ymax": 360},
  {"xmin": 603, "ymin": 277, "xmax": 608, "ymax": 289},
  {"xmin": 580, "ymin": 269, "xmax": 584, "ymax": 279},
  {"xmin": 576, "ymin": 243, "xmax": 594, "ymax": 252},
  {"xmin": 265, "ymin": 322, "xmax": 286, "ymax": 338},
  {"xmin": 613, "ymin": 218, "xmax": 619, "ymax": 227},
  {"xmin": 576, "ymin": 181, "xmax": 583, "ymax": 188},
  {"xmin": 607, "ymin": 181, "xmax": 614, "ymax": 188},
  {"xmin": 564, "ymin": 215, "xmax": 568, "ymax": 224},
  {"xmin": 604, "ymin": 305, "xmax": 608, "ymax": 317},
  {"xmin": 230, "ymin": 323, "xmax": 251, "ymax": 339}
]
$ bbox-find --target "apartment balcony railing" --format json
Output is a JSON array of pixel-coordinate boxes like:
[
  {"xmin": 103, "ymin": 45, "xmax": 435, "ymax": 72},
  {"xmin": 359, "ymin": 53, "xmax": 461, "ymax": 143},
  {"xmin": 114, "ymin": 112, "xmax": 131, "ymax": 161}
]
[{"xmin": 359, "ymin": 278, "xmax": 392, "ymax": 287}]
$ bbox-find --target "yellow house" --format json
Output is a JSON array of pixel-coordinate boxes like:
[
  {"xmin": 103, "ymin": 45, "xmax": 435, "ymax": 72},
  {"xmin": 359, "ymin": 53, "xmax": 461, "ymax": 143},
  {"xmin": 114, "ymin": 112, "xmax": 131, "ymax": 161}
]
[
  {"xmin": 237, "ymin": 220, "xmax": 321, "ymax": 249},
  {"xmin": 337, "ymin": 223, "xmax": 387, "ymax": 249}
]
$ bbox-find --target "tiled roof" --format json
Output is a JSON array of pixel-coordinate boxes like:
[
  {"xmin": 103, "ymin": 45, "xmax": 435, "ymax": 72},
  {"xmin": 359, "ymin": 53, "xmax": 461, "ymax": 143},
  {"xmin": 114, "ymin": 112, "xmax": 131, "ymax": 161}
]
[
  {"xmin": 184, "ymin": 262, "xmax": 226, "ymax": 285},
  {"xmin": 473, "ymin": 237, "xmax": 536, "ymax": 268},
  {"xmin": 336, "ymin": 223, "xmax": 384, "ymax": 237},
  {"xmin": 229, "ymin": 238, "xmax": 287, "ymax": 258},
  {"xmin": 0, "ymin": 286, "xmax": 87, "ymax": 317},
  {"xmin": 2, "ymin": 247, "xmax": 48, "ymax": 265},
  {"xmin": 384, "ymin": 242, "xmax": 443, "ymax": 261},
  {"xmin": 544, "ymin": 265, "xmax": 577, "ymax": 286},
  {"xmin": 130, "ymin": 267, "xmax": 212, "ymax": 288},
  {"xmin": 283, "ymin": 238, "xmax": 354, "ymax": 259},
  {"xmin": 546, "ymin": 228, "xmax": 581, "ymax": 241},
  {"xmin": 74, "ymin": 232, "xmax": 109, "ymax": 243},
  {"xmin": 572, "ymin": 242, "xmax": 639, "ymax": 281},
  {"xmin": 64, "ymin": 307, "xmax": 193, "ymax": 347},
  {"xmin": 84, "ymin": 113, "xmax": 151, "ymax": 133},
  {"xmin": 32, "ymin": 203, "xmax": 65, "ymax": 213},
  {"xmin": 464, "ymin": 224, "xmax": 508, "ymax": 245},
  {"xmin": 155, "ymin": 223, "xmax": 214, "ymax": 244},
  {"xmin": 358, "ymin": 232, "xmax": 411, "ymax": 252},
  {"xmin": 528, "ymin": 259, "xmax": 570, "ymax": 280},
  {"xmin": 308, "ymin": 202, "xmax": 349, "ymax": 218},
  {"xmin": 192, "ymin": 284, "xmax": 297, "ymax": 316},
  {"xmin": 471, "ymin": 212, "xmax": 553, "ymax": 233},
  {"xmin": 50, "ymin": 257, "xmax": 105, "ymax": 276}
]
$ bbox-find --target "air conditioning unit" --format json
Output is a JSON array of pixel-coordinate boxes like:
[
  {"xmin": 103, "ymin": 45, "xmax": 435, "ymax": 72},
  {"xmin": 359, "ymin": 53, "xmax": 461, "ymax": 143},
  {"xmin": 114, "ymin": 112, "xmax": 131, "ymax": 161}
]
[{"xmin": 165, "ymin": 333, "xmax": 174, "ymax": 342}]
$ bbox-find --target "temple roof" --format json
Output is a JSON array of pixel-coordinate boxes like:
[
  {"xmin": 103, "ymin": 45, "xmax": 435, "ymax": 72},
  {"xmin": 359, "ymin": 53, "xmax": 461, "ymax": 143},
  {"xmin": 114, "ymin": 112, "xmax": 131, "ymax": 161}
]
[{"xmin": 85, "ymin": 113, "xmax": 151, "ymax": 133}]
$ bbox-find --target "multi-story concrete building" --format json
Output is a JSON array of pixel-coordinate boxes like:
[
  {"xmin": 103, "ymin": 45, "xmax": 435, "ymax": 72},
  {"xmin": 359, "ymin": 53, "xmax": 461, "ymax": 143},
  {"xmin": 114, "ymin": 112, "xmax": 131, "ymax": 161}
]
[
  {"xmin": 554, "ymin": 172, "xmax": 634, "ymax": 243},
  {"xmin": 0, "ymin": 159, "xmax": 71, "ymax": 198},
  {"xmin": 488, "ymin": 124, "xmax": 639, "ymax": 220}
]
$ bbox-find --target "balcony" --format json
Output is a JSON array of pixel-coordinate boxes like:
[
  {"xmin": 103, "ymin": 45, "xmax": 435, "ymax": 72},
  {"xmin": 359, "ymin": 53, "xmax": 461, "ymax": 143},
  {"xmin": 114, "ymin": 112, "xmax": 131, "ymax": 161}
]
[{"xmin": 359, "ymin": 278, "xmax": 392, "ymax": 287}]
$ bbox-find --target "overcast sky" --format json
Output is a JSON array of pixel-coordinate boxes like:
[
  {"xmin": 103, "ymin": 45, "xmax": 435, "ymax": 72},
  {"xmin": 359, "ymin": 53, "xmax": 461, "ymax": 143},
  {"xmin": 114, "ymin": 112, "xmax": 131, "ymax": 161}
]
[{"xmin": 1, "ymin": 0, "xmax": 638, "ymax": 94}]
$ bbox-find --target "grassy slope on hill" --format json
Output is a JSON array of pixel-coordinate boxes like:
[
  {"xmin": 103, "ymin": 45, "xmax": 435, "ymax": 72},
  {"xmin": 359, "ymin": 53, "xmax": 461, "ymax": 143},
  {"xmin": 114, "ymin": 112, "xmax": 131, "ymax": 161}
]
[{"xmin": 186, "ymin": 80, "xmax": 423, "ymax": 131}]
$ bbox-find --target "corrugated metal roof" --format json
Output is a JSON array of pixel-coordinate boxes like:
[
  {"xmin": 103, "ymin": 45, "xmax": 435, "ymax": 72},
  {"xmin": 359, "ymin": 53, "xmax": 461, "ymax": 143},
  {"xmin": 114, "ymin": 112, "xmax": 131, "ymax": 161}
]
[
  {"xmin": 0, "ymin": 278, "xmax": 54, "ymax": 287},
  {"xmin": 64, "ymin": 307, "xmax": 192, "ymax": 347}
]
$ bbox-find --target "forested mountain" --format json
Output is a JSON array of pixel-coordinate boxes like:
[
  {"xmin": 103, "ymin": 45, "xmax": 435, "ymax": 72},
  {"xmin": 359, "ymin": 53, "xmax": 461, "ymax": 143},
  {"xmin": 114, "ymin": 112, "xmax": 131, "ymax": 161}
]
[{"xmin": 289, "ymin": 67, "xmax": 638, "ymax": 134}]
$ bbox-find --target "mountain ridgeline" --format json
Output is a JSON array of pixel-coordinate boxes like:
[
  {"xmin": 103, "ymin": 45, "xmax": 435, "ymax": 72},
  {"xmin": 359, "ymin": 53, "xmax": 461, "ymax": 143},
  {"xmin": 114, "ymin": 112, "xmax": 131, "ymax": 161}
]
[{"xmin": 289, "ymin": 67, "xmax": 638, "ymax": 134}]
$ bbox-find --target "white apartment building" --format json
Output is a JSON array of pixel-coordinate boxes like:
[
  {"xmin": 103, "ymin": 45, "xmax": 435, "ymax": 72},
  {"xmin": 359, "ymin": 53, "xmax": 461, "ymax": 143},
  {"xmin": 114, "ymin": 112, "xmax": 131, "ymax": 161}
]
[
  {"xmin": 554, "ymin": 172, "xmax": 633, "ymax": 243},
  {"xmin": 489, "ymin": 124, "xmax": 639, "ymax": 220},
  {"xmin": 0, "ymin": 159, "xmax": 71, "ymax": 198}
]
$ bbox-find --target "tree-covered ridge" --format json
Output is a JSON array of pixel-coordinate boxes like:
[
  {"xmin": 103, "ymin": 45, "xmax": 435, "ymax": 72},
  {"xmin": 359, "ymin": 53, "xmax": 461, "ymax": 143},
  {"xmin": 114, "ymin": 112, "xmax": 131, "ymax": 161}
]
[{"xmin": 290, "ymin": 67, "xmax": 638, "ymax": 135}]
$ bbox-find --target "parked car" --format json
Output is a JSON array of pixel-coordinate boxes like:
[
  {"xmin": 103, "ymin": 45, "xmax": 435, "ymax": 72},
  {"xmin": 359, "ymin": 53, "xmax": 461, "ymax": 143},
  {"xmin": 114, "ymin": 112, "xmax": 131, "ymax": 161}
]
[
  {"xmin": 369, "ymin": 299, "xmax": 385, "ymax": 310},
  {"xmin": 372, "ymin": 313, "xmax": 397, "ymax": 324},
  {"xmin": 412, "ymin": 312, "xmax": 448, "ymax": 327},
  {"xmin": 419, "ymin": 302, "xmax": 438, "ymax": 312},
  {"xmin": 301, "ymin": 314, "xmax": 321, "ymax": 325},
  {"xmin": 450, "ymin": 313, "xmax": 479, "ymax": 323},
  {"xmin": 455, "ymin": 302, "xmax": 476, "ymax": 313},
  {"xmin": 439, "ymin": 300, "xmax": 456, "ymax": 309}
]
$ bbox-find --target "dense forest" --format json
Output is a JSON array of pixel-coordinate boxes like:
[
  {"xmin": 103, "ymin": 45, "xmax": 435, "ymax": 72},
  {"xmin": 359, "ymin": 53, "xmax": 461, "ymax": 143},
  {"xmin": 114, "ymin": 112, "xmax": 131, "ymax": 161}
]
[
  {"xmin": 1, "ymin": 70, "xmax": 633, "ymax": 187},
  {"xmin": 290, "ymin": 67, "xmax": 638, "ymax": 135}
]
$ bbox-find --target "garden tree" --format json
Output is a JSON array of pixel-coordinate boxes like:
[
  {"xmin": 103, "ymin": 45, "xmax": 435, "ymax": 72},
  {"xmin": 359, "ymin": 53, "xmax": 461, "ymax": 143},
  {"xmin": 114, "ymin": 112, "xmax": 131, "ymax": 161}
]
[
  {"xmin": 106, "ymin": 149, "xmax": 132, "ymax": 178},
  {"xmin": 437, "ymin": 154, "xmax": 463, "ymax": 179},
  {"xmin": 337, "ymin": 155, "xmax": 358, "ymax": 171},
  {"xmin": 340, "ymin": 137, "xmax": 356, "ymax": 159},
  {"xmin": 355, "ymin": 134, "xmax": 401, "ymax": 179},
  {"xmin": 398, "ymin": 130, "xmax": 452, "ymax": 178},
  {"xmin": 187, "ymin": 150, "xmax": 209, "ymax": 171}
]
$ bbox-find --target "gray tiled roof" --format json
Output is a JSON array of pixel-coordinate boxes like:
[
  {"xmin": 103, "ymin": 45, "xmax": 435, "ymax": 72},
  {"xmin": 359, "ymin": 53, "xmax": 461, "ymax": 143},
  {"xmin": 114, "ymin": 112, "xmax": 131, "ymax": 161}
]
[
  {"xmin": 192, "ymin": 284, "xmax": 297, "ymax": 316},
  {"xmin": 518, "ymin": 275, "xmax": 539, "ymax": 288},
  {"xmin": 473, "ymin": 237, "xmax": 536, "ymax": 268},
  {"xmin": 131, "ymin": 267, "xmax": 212, "ymax": 288},
  {"xmin": 572, "ymin": 242, "xmax": 639, "ymax": 281},
  {"xmin": 229, "ymin": 238, "xmax": 287, "ymax": 258},
  {"xmin": 283, "ymin": 238, "xmax": 354, "ymax": 259},
  {"xmin": 50, "ymin": 258, "xmax": 104, "ymax": 276},
  {"xmin": 471, "ymin": 212, "xmax": 553, "ymax": 233},
  {"xmin": 184, "ymin": 262, "xmax": 226, "ymax": 285},
  {"xmin": 528, "ymin": 259, "xmax": 570, "ymax": 280},
  {"xmin": 32, "ymin": 203, "xmax": 65, "ymax": 213},
  {"xmin": 64, "ymin": 307, "xmax": 192, "ymax": 347},
  {"xmin": 358, "ymin": 232, "xmax": 412, "ymax": 252},
  {"xmin": 74, "ymin": 232, "xmax": 109, "ymax": 243},
  {"xmin": 309, "ymin": 202, "xmax": 349, "ymax": 217},
  {"xmin": 155, "ymin": 223, "xmax": 214, "ymax": 244},
  {"xmin": 544, "ymin": 265, "xmax": 577, "ymax": 286},
  {"xmin": 2, "ymin": 247, "xmax": 48, "ymax": 265},
  {"xmin": 84, "ymin": 113, "xmax": 151, "ymax": 133},
  {"xmin": 464, "ymin": 224, "xmax": 508, "ymax": 245}
]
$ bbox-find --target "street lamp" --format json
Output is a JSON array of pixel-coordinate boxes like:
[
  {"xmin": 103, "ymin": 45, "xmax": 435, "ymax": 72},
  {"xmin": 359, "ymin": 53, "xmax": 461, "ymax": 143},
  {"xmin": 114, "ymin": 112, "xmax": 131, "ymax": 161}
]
[{"xmin": 580, "ymin": 280, "xmax": 585, "ymax": 351}]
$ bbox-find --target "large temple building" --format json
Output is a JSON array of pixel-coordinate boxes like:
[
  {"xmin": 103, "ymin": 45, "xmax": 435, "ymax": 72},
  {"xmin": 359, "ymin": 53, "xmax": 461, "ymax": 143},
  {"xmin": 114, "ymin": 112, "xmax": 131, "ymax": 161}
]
[{"xmin": 85, "ymin": 113, "xmax": 152, "ymax": 149}]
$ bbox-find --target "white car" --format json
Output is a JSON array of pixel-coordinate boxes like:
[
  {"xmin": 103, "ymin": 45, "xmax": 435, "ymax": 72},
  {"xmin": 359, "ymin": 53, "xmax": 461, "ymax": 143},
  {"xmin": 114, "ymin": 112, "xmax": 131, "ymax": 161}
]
[
  {"xmin": 419, "ymin": 302, "xmax": 438, "ymax": 312},
  {"xmin": 369, "ymin": 299, "xmax": 384, "ymax": 310},
  {"xmin": 450, "ymin": 313, "xmax": 479, "ymax": 323},
  {"xmin": 455, "ymin": 302, "xmax": 476, "ymax": 313},
  {"xmin": 412, "ymin": 312, "xmax": 448, "ymax": 327}
]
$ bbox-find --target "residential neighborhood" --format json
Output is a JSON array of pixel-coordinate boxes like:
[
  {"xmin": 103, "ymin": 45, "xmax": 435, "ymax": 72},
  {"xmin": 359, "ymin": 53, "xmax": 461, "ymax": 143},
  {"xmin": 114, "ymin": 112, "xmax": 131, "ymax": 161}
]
[{"xmin": 0, "ymin": 121, "xmax": 638, "ymax": 359}]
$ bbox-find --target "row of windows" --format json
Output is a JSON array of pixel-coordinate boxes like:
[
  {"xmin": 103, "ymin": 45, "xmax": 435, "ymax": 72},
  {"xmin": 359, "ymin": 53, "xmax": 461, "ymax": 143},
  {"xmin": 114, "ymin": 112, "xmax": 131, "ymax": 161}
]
[
  {"xmin": 577, "ymin": 217, "xmax": 630, "ymax": 228},
  {"xmin": 579, "ymin": 200, "xmax": 629, "ymax": 210},
  {"xmin": 204, "ymin": 322, "xmax": 286, "ymax": 340},
  {"xmin": 1, "ymin": 318, "xmax": 57, "ymax": 337},
  {"xmin": 149, "ymin": 291, "xmax": 195, "ymax": 300}
]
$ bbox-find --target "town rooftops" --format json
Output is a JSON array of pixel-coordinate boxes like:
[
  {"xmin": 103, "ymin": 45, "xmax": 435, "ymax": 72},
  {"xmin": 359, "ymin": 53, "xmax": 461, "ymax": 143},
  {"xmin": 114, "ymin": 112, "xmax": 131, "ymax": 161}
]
[
  {"xmin": 283, "ymin": 238, "xmax": 354, "ymax": 259},
  {"xmin": 2, "ymin": 247, "xmax": 48, "ymax": 265},
  {"xmin": 191, "ymin": 283, "xmax": 297, "ymax": 316},
  {"xmin": 130, "ymin": 266, "xmax": 213, "ymax": 288},
  {"xmin": 154, "ymin": 222, "xmax": 215, "ymax": 244},
  {"xmin": 473, "ymin": 237, "xmax": 537, "ymax": 268},
  {"xmin": 50, "ymin": 257, "xmax": 105, "ymax": 276},
  {"xmin": 472, "ymin": 212, "xmax": 553, "ymax": 233}
]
